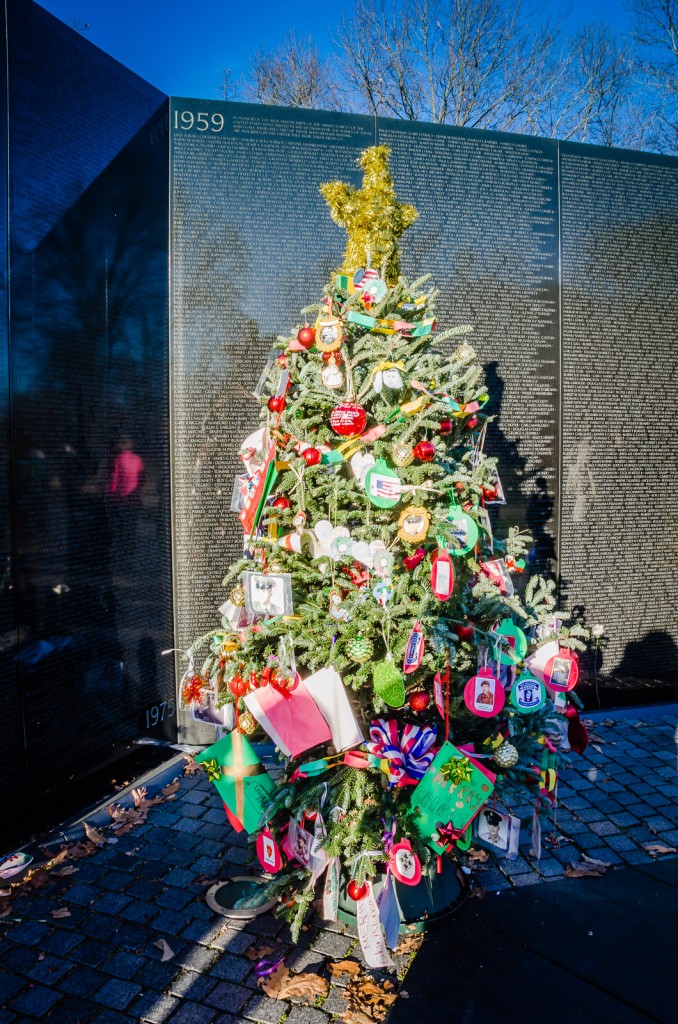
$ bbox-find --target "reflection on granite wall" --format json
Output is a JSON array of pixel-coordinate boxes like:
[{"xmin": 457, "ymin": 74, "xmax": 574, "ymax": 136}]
[
  {"xmin": 4, "ymin": 0, "xmax": 174, "ymax": 840},
  {"xmin": 169, "ymin": 100, "xmax": 678, "ymax": 706}
]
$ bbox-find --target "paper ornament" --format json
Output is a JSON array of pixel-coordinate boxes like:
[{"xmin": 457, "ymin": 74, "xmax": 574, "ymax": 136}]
[
  {"xmin": 321, "ymin": 354, "xmax": 344, "ymax": 388},
  {"xmin": 388, "ymin": 839, "xmax": 422, "ymax": 886},
  {"xmin": 350, "ymin": 451, "xmax": 375, "ymax": 486},
  {"xmin": 244, "ymin": 675, "xmax": 332, "ymax": 757},
  {"xmin": 479, "ymin": 558, "xmax": 514, "ymax": 596},
  {"xmin": 256, "ymin": 826, "xmax": 282, "ymax": 873},
  {"xmin": 315, "ymin": 316, "xmax": 343, "ymax": 352},
  {"xmin": 330, "ymin": 402, "xmax": 367, "ymax": 437},
  {"xmin": 195, "ymin": 732, "xmax": 275, "ymax": 834},
  {"xmin": 446, "ymin": 505, "xmax": 479, "ymax": 555},
  {"xmin": 373, "ymin": 579, "xmax": 393, "ymax": 606},
  {"xmin": 510, "ymin": 674, "xmax": 546, "ymax": 713},
  {"xmin": 403, "ymin": 621, "xmax": 425, "ymax": 674},
  {"xmin": 492, "ymin": 619, "xmax": 528, "ymax": 665},
  {"xmin": 364, "ymin": 460, "xmax": 402, "ymax": 508},
  {"xmin": 397, "ymin": 505, "xmax": 430, "ymax": 543},
  {"xmin": 430, "ymin": 548, "xmax": 454, "ymax": 600},
  {"xmin": 410, "ymin": 741, "xmax": 495, "ymax": 852},
  {"xmin": 544, "ymin": 649, "xmax": 579, "ymax": 692},
  {"xmin": 524, "ymin": 640, "xmax": 559, "ymax": 683},
  {"xmin": 463, "ymin": 667, "xmax": 505, "ymax": 718}
]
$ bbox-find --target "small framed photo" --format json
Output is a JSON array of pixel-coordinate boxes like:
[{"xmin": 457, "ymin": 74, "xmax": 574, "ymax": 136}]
[
  {"xmin": 473, "ymin": 808, "xmax": 521, "ymax": 858},
  {"xmin": 315, "ymin": 317, "xmax": 343, "ymax": 352},
  {"xmin": 243, "ymin": 571, "xmax": 293, "ymax": 619},
  {"xmin": 191, "ymin": 698, "xmax": 234, "ymax": 730}
]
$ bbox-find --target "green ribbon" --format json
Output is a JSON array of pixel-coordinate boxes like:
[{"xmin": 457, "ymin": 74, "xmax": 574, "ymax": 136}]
[
  {"xmin": 439, "ymin": 755, "xmax": 473, "ymax": 786},
  {"xmin": 203, "ymin": 758, "xmax": 222, "ymax": 783}
]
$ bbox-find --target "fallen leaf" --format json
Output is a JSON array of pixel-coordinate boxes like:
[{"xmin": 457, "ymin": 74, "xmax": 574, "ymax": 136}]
[
  {"xmin": 161, "ymin": 780, "xmax": 180, "ymax": 797},
  {"xmin": 394, "ymin": 934, "xmax": 423, "ymax": 956},
  {"xmin": 52, "ymin": 908, "xmax": 71, "ymax": 919},
  {"xmin": 182, "ymin": 757, "xmax": 202, "ymax": 775},
  {"xmin": 328, "ymin": 959, "xmax": 362, "ymax": 977},
  {"xmin": 83, "ymin": 823, "xmax": 107, "ymax": 847},
  {"xmin": 244, "ymin": 943, "xmax": 276, "ymax": 961},
  {"xmin": 581, "ymin": 854, "xmax": 612, "ymax": 869},
  {"xmin": 28, "ymin": 869, "xmax": 51, "ymax": 889},
  {"xmin": 565, "ymin": 855, "xmax": 612, "ymax": 878},
  {"xmin": 588, "ymin": 734, "xmax": 606, "ymax": 744},
  {"xmin": 581, "ymin": 718, "xmax": 594, "ymax": 727},
  {"xmin": 54, "ymin": 866, "xmax": 79, "ymax": 877},
  {"xmin": 469, "ymin": 885, "xmax": 486, "ymax": 899},
  {"xmin": 467, "ymin": 846, "xmax": 490, "ymax": 864},
  {"xmin": 0, "ymin": 903, "xmax": 13, "ymax": 918},
  {"xmin": 591, "ymin": 744, "xmax": 604, "ymax": 754},
  {"xmin": 343, "ymin": 975, "xmax": 397, "ymax": 1023},
  {"xmin": 154, "ymin": 938, "xmax": 175, "ymax": 961},
  {"xmin": 645, "ymin": 844, "xmax": 678, "ymax": 857},
  {"xmin": 258, "ymin": 964, "xmax": 328, "ymax": 1002},
  {"xmin": 132, "ymin": 787, "xmax": 148, "ymax": 808}
]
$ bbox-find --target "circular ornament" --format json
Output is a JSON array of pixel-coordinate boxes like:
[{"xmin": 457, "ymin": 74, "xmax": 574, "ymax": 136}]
[
  {"xmin": 330, "ymin": 402, "xmax": 367, "ymax": 437},
  {"xmin": 347, "ymin": 879, "xmax": 369, "ymax": 901},
  {"xmin": 373, "ymin": 579, "xmax": 393, "ymax": 607},
  {"xmin": 321, "ymin": 355, "xmax": 344, "ymax": 389},
  {"xmin": 346, "ymin": 636, "xmax": 374, "ymax": 663},
  {"xmin": 391, "ymin": 440, "xmax": 414, "ymax": 468},
  {"xmin": 238, "ymin": 710, "xmax": 258, "ymax": 735},
  {"xmin": 463, "ymin": 668, "xmax": 505, "ymax": 718},
  {"xmin": 267, "ymin": 395, "xmax": 286, "ymax": 413},
  {"xmin": 413, "ymin": 440, "xmax": 436, "ymax": 462},
  {"xmin": 446, "ymin": 505, "xmax": 479, "ymax": 556},
  {"xmin": 389, "ymin": 839, "xmax": 422, "ymax": 886},
  {"xmin": 230, "ymin": 584, "xmax": 245, "ymax": 607},
  {"xmin": 297, "ymin": 326, "xmax": 316, "ymax": 349},
  {"xmin": 363, "ymin": 278, "xmax": 387, "ymax": 304},
  {"xmin": 364, "ymin": 460, "xmax": 402, "ymax": 509},
  {"xmin": 465, "ymin": 416, "xmax": 479, "ymax": 430},
  {"xmin": 315, "ymin": 317, "xmax": 343, "ymax": 352},
  {"xmin": 229, "ymin": 672, "xmax": 248, "ymax": 698},
  {"xmin": 397, "ymin": 506, "xmax": 430, "ymax": 544},
  {"xmin": 454, "ymin": 342, "xmax": 475, "ymax": 361},
  {"xmin": 272, "ymin": 496, "xmax": 291, "ymax": 510},
  {"xmin": 454, "ymin": 623, "xmax": 475, "ymax": 641},
  {"xmin": 494, "ymin": 742, "xmax": 519, "ymax": 769},
  {"xmin": 277, "ymin": 354, "xmax": 287, "ymax": 368},
  {"xmin": 301, "ymin": 447, "xmax": 322, "ymax": 467},
  {"xmin": 407, "ymin": 690, "xmax": 430, "ymax": 713},
  {"xmin": 256, "ymin": 826, "xmax": 282, "ymax": 873},
  {"xmin": 493, "ymin": 619, "xmax": 528, "ymax": 665},
  {"xmin": 510, "ymin": 674, "xmax": 546, "ymax": 714},
  {"xmin": 438, "ymin": 419, "xmax": 453, "ymax": 435},
  {"xmin": 544, "ymin": 649, "xmax": 579, "ymax": 692}
]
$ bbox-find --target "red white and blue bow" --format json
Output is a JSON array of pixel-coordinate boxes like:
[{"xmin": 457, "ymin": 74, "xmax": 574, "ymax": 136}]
[{"xmin": 366, "ymin": 719, "xmax": 437, "ymax": 786}]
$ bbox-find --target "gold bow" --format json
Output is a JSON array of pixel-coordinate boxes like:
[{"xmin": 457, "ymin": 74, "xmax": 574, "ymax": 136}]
[{"xmin": 439, "ymin": 755, "xmax": 473, "ymax": 786}]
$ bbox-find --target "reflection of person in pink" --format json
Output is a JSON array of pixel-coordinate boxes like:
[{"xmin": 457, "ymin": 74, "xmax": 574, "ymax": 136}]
[
  {"xmin": 110, "ymin": 436, "xmax": 144, "ymax": 499},
  {"xmin": 110, "ymin": 436, "xmax": 144, "ymax": 571}
]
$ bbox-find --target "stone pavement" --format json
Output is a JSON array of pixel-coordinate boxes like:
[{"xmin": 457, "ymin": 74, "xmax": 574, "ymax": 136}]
[{"xmin": 0, "ymin": 704, "xmax": 676, "ymax": 1024}]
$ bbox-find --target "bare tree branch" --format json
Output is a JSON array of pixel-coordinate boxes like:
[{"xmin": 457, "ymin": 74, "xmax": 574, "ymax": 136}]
[{"xmin": 242, "ymin": 31, "xmax": 341, "ymax": 111}]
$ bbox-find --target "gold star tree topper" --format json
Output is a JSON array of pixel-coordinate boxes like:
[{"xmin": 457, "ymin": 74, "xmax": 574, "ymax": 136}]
[{"xmin": 320, "ymin": 145, "xmax": 418, "ymax": 285}]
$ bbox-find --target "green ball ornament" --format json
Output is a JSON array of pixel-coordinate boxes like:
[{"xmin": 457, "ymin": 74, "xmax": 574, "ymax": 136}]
[
  {"xmin": 373, "ymin": 656, "xmax": 405, "ymax": 707},
  {"xmin": 494, "ymin": 742, "xmax": 519, "ymax": 769},
  {"xmin": 346, "ymin": 636, "xmax": 374, "ymax": 663}
]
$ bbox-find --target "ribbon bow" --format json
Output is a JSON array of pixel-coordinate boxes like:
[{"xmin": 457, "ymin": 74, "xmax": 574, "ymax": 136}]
[
  {"xmin": 202, "ymin": 758, "xmax": 222, "ymax": 783},
  {"xmin": 439, "ymin": 755, "xmax": 473, "ymax": 786},
  {"xmin": 435, "ymin": 821, "xmax": 464, "ymax": 851},
  {"xmin": 366, "ymin": 719, "xmax": 437, "ymax": 786}
]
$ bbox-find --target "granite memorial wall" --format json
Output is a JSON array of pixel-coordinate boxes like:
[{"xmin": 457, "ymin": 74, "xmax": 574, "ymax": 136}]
[{"xmin": 169, "ymin": 99, "xmax": 678, "ymax": 721}]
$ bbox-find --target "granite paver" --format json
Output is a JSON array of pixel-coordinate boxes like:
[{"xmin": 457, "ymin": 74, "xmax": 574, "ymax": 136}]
[{"xmin": 0, "ymin": 707, "xmax": 676, "ymax": 1022}]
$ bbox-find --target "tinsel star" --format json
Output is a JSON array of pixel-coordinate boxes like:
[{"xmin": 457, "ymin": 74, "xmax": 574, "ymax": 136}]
[{"xmin": 439, "ymin": 756, "xmax": 473, "ymax": 786}]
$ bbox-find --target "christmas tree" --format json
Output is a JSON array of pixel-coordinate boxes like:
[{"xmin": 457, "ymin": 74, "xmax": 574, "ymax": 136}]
[{"xmin": 183, "ymin": 146, "xmax": 589, "ymax": 958}]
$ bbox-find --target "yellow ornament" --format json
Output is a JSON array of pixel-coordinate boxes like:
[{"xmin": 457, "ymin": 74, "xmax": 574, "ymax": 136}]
[
  {"xmin": 320, "ymin": 146, "xmax": 419, "ymax": 284},
  {"xmin": 397, "ymin": 506, "xmax": 430, "ymax": 544},
  {"xmin": 238, "ymin": 711, "xmax": 257, "ymax": 736},
  {"xmin": 315, "ymin": 316, "xmax": 343, "ymax": 352},
  {"xmin": 230, "ymin": 584, "xmax": 245, "ymax": 607},
  {"xmin": 391, "ymin": 440, "xmax": 414, "ymax": 468}
]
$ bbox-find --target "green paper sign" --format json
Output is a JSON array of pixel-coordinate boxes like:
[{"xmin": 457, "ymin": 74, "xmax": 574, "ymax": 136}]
[
  {"xmin": 510, "ymin": 674, "xmax": 546, "ymax": 714},
  {"xmin": 364, "ymin": 459, "xmax": 402, "ymax": 509},
  {"xmin": 445, "ymin": 504, "xmax": 479, "ymax": 556},
  {"xmin": 195, "ymin": 731, "xmax": 275, "ymax": 833},
  {"xmin": 493, "ymin": 619, "xmax": 528, "ymax": 665},
  {"xmin": 410, "ymin": 741, "xmax": 495, "ymax": 851}
]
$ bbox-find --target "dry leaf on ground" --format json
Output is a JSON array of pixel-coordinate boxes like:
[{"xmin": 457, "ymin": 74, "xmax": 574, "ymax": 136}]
[
  {"xmin": 328, "ymin": 959, "xmax": 362, "ymax": 977},
  {"xmin": 244, "ymin": 943, "xmax": 276, "ymax": 961},
  {"xmin": 0, "ymin": 903, "xmax": 14, "ymax": 918},
  {"xmin": 258, "ymin": 964, "xmax": 328, "ymax": 1002},
  {"xmin": 54, "ymin": 865, "xmax": 79, "ymax": 877},
  {"xmin": 469, "ymin": 884, "xmax": 486, "ymax": 899},
  {"xmin": 194, "ymin": 874, "xmax": 219, "ymax": 888},
  {"xmin": 132, "ymin": 787, "xmax": 148, "ymax": 808},
  {"xmin": 602, "ymin": 719, "xmax": 616, "ymax": 727},
  {"xmin": 342, "ymin": 975, "xmax": 397, "ymax": 1023},
  {"xmin": 645, "ymin": 844, "xmax": 677, "ymax": 857},
  {"xmin": 183, "ymin": 757, "xmax": 202, "ymax": 775},
  {"xmin": 565, "ymin": 855, "xmax": 612, "ymax": 878},
  {"xmin": 468, "ymin": 847, "xmax": 490, "ymax": 864},
  {"xmin": 52, "ymin": 907, "xmax": 71, "ymax": 919},
  {"xmin": 83, "ymin": 823, "xmax": 107, "ymax": 847},
  {"xmin": 394, "ymin": 934, "xmax": 423, "ymax": 956},
  {"xmin": 28, "ymin": 868, "xmax": 51, "ymax": 889},
  {"xmin": 161, "ymin": 780, "xmax": 180, "ymax": 797},
  {"xmin": 154, "ymin": 938, "xmax": 175, "ymax": 961}
]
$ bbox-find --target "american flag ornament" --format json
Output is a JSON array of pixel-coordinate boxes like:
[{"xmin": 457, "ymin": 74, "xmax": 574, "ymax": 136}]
[{"xmin": 364, "ymin": 459, "xmax": 402, "ymax": 509}]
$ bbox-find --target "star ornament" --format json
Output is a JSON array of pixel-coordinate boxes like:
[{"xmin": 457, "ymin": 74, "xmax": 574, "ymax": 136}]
[{"xmin": 439, "ymin": 755, "xmax": 473, "ymax": 786}]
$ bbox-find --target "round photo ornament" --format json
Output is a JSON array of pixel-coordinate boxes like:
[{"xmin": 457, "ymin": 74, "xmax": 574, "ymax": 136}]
[
  {"xmin": 315, "ymin": 316, "xmax": 343, "ymax": 352},
  {"xmin": 445, "ymin": 504, "xmax": 479, "ymax": 556},
  {"xmin": 544, "ymin": 649, "xmax": 579, "ymax": 692},
  {"xmin": 463, "ymin": 667, "xmax": 505, "ymax": 718},
  {"xmin": 492, "ymin": 619, "xmax": 528, "ymax": 666},
  {"xmin": 510, "ymin": 674, "xmax": 546, "ymax": 714},
  {"xmin": 364, "ymin": 460, "xmax": 402, "ymax": 509}
]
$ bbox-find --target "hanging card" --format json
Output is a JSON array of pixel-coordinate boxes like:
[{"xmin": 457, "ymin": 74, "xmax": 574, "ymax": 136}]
[
  {"xmin": 410, "ymin": 741, "xmax": 495, "ymax": 852},
  {"xmin": 303, "ymin": 667, "xmax": 363, "ymax": 751},
  {"xmin": 244, "ymin": 676, "xmax": 332, "ymax": 757},
  {"xmin": 377, "ymin": 872, "xmax": 402, "ymax": 950},
  {"xmin": 322, "ymin": 856, "xmax": 341, "ymax": 922},
  {"xmin": 356, "ymin": 882, "xmax": 396, "ymax": 970}
]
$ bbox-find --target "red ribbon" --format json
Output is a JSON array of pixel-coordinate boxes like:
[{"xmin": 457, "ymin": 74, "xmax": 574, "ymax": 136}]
[{"xmin": 435, "ymin": 821, "xmax": 464, "ymax": 852}]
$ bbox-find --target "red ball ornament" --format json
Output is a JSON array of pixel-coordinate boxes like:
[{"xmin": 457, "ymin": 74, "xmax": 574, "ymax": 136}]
[
  {"xmin": 413, "ymin": 440, "xmax": 436, "ymax": 462},
  {"xmin": 438, "ymin": 419, "xmax": 453, "ymax": 435},
  {"xmin": 297, "ymin": 326, "xmax": 315, "ymax": 349},
  {"xmin": 465, "ymin": 416, "xmax": 478, "ymax": 430},
  {"xmin": 268, "ymin": 395, "xmax": 286, "ymax": 413},
  {"xmin": 408, "ymin": 690, "xmax": 430, "ymax": 712},
  {"xmin": 454, "ymin": 623, "xmax": 475, "ymax": 641},
  {"xmin": 301, "ymin": 447, "xmax": 322, "ymax": 467},
  {"xmin": 347, "ymin": 879, "xmax": 369, "ymax": 901},
  {"xmin": 330, "ymin": 402, "xmax": 367, "ymax": 437},
  {"xmin": 483, "ymin": 485, "xmax": 497, "ymax": 500},
  {"xmin": 229, "ymin": 672, "xmax": 248, "ymax": 697},
  {"xmin": 277, "ymin": 354, "xmax": 288, "ymax": 369},
  {"xmin": 272, "ymin": 496, "xmax": 291, "ymax": 510}
]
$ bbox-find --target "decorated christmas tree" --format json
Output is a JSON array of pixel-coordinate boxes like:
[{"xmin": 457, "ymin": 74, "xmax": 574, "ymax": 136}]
[{"xmin": 183, "ymin": 146, "xmax": 589, "ymax": 962}]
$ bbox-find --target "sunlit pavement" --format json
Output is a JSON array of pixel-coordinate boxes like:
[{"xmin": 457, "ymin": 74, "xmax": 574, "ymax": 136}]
[{"xmin": 0, "ymin": 704, "xmax": 676, "ymax": 1024}]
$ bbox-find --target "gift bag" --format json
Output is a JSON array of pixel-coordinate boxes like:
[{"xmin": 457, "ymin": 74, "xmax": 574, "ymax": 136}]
[
  {"xmin": 244, "ymin": 675, "xmax": 332, "ymax": 757},
  {"xmin": 410, "ymin": 741, "xmax": 495, "ymax": 852},
  {"xmin": 195, "ymin": 730, "xmax": 275, "ymax": 833},
  {"xmin": 303, "ymin": 667, "xmax": 363, "ymax": 751}
]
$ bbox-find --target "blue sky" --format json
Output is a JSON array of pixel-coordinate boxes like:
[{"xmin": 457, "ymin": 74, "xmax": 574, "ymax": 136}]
[{"xmin": 38, "ymin": 0, "xmax": 634, "ymax": 100}]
